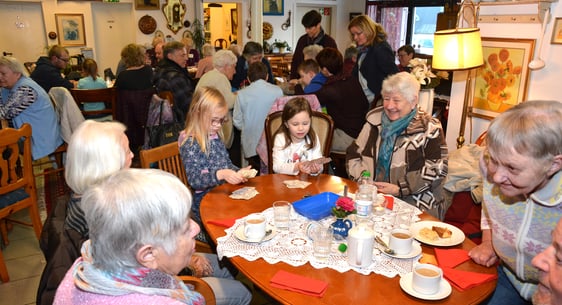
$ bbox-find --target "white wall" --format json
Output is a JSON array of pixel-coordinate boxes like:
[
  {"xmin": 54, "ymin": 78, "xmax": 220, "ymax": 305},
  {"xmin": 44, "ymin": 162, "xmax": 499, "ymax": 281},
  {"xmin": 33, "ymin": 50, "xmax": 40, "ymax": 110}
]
[{"xmin": 445, "ymin": 1, "xmax": 562, "ymax": 151}]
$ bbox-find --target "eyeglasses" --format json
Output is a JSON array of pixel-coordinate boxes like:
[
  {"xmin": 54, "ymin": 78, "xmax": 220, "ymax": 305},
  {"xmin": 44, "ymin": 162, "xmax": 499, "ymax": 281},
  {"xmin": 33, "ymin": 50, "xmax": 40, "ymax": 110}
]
[
  {"xmin": 211, "ymin": 117, "xmax": 228, "ymax": 126},
  {"xmin": 57, "ymin": 57, "xmax": 70, "ymax": 63},
  {"xmin": 397, "ymin": 53, "xmax": 409, "ymax": 58}
]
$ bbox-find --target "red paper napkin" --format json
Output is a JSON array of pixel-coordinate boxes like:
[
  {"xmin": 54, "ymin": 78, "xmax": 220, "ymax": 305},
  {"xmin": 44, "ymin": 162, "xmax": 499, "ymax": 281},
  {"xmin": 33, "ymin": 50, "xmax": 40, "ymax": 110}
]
[
  {"xmin": 434, "ymin": 248, "xmax": 470, "ymax": 268},
  {"xmin": 206, "ymin": 218, "xmax": 237, "ymax": 228},
  {"xmin": 270, "ymin": 270, "xmax": 328, "ymax": 297},
  {"xmin": 384, "ymin": 195, "xmax": 394, "ymax": 210},
  {"xmin": 442, "ymin": 267, "xmax": 497, "ymax": 291}
]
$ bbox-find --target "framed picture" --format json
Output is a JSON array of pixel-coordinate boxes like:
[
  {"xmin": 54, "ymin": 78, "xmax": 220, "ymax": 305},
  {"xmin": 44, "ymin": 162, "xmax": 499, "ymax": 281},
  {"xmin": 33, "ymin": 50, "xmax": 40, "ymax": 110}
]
[
  {"xmin": 231, "ymin": 9, "xmax": 238, "ymax": 36},
  {"xmin": 135, "ymin": 0, "xmax": 159, "ymax": 10},
  {"xmin": 469, "ymin": 37, "xmax": 534, "ymax": 120},
  {"xmin": 551, "ymin": 17, "xmax": 562, "ymax": 44},
  {"xmin": 55, "ymin": 14, "xmax": 86, "ymax": 47},
  {"xmin": 349, "ymin": 12, "xmax": 361, "ymax": 21},
  {"xmin": 263, "ymin": 0, "xmax": 283, "ymax": 16}
]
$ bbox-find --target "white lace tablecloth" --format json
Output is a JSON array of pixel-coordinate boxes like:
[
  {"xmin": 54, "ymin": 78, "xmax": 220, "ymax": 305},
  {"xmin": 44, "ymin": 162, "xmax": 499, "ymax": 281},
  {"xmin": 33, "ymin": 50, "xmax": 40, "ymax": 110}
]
[{"xmin": 216, "ymin": 197, "xmax": 422, "ymax": 278}]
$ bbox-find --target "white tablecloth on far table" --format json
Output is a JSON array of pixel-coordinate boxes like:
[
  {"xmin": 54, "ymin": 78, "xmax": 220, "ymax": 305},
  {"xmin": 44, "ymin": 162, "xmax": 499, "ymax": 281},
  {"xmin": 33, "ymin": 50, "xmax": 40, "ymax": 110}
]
[{"xmin": 216, "ymin": 197, "xmax": 422, "ymax": 277}]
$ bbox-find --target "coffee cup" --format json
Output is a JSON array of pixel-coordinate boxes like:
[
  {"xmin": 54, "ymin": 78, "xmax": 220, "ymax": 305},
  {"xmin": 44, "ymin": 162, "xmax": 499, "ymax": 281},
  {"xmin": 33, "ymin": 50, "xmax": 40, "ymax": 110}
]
[
  {"xmin": 244, "ymin": 213, "xmax": 266, "ymax": 240},
  {"xmin": 388, "ymin": 228, "xmax": 413, "ymax": 255},
  {"xmin": 412, "ymin": 263, "xmax": 443, "ymax": 295}
]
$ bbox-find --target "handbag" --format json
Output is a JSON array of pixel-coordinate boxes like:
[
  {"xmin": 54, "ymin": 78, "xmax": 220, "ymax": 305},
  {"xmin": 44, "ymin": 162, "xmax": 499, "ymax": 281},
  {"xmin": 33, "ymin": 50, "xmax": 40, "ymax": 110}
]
[{"xmin": 146, "ymin": 95, "xmax": 183, "ymax": 148}]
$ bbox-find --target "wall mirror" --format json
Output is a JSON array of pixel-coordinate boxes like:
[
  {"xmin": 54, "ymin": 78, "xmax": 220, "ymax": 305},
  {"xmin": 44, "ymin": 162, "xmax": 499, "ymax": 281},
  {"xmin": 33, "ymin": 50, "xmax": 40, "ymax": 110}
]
[{"xmin": 162, "ymin": 0, "xmax": 186, "ymax": 34}]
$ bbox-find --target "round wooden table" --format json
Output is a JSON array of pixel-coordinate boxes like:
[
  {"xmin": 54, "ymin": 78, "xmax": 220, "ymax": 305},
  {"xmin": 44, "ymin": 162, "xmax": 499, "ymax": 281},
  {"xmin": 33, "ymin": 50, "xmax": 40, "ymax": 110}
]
[{"xmin": 200, "ymin": 174, "xmax": 496, "ymax": 304}]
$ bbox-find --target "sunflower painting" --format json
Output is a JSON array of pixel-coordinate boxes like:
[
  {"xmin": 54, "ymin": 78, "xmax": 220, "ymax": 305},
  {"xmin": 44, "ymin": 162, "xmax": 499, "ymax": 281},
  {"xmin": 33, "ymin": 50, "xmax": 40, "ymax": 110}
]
[{"xmin": 471, "ymin": 38, "xmax": 534, "ymax": 120}]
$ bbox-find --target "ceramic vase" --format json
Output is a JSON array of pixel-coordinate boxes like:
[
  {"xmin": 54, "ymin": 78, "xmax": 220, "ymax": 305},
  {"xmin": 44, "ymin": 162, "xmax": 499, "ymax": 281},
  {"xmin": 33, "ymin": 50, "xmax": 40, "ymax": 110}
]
[{"xmin": 418, "ymin": 88, "xmax": 435, "ymax": 115}]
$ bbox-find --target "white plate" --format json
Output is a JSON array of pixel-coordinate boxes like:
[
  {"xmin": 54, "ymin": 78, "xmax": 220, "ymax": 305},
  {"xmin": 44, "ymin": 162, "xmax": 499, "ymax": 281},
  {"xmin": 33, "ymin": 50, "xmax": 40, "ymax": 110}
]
[
  {"xmin": 381, "ymin": 242, "xmax": 422, "ymax": 259},
  {"xmin": 234, "ymin": 225, "xmax": 276, "ymax": 243},
  {"xmin": 410, "ymin": 221, "xmax": 465, "ymax": 247},
  {"xmin": 399, "ymin": 272, "xmax": 452, "ymax": 300}
]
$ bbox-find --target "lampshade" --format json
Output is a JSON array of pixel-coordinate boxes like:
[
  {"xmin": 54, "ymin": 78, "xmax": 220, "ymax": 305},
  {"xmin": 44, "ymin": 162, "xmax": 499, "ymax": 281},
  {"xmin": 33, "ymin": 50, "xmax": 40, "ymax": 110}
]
[{"xmin": 432, "ymin": 28, "xmax": 483, "ymax": 71}]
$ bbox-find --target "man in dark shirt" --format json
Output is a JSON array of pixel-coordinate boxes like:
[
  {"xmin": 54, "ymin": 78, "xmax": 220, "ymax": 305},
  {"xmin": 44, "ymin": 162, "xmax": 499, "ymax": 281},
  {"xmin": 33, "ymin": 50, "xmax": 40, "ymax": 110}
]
[
  {"xmin": 289, "ymin": 10, "xmax": 338, "ymax": 81},
  {"xmin": 30, "ymin": 45, "xmax": 75, "ymax": 92},
  {"xmin": 152, "ymin": 41, "xmax": 195, "ymax": 123}
]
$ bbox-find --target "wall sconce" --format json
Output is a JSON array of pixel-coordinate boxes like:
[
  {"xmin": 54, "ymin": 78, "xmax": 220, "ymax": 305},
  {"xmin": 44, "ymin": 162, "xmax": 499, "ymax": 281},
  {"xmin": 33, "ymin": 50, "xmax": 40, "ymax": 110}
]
[{"xmin": 433, "ymin": 0, "xmax": 483, "ymax": 148}]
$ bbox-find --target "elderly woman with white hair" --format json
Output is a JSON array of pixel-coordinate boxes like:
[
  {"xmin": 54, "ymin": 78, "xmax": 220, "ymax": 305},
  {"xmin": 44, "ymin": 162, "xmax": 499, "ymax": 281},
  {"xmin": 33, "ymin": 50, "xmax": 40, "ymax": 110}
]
[
  {"xmin": 0, "ymin": 56, "xmax": 63, "ymax": 160},
  {"xmin": 53, "ymin": 169, "xmax": 204, "ymax": 304},
  {"xmin": 195, "ymin": 49, "xmax": 238, "ymax": 148},
  {"xmin": 37, "ymin": 120, "xmax": 134, "ymax": 305},
  {"xmin": 346, "ymin": 71, "xmax": 448, "ymax": 219}
]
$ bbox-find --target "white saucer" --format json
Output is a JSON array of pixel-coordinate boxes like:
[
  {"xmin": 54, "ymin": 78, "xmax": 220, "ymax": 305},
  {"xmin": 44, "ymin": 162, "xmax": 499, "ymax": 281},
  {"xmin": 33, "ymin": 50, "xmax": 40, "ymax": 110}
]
[
  {"xmin": 382, "ymin": 242, "xmax": 422, "ymax": 259},
  {"xmin": 399, "ymin": 272, "xmax": 452, "ymax": 300},
  {"xmin": 234, "ymin": 225, "xmax": 276, "ymax": 243}
]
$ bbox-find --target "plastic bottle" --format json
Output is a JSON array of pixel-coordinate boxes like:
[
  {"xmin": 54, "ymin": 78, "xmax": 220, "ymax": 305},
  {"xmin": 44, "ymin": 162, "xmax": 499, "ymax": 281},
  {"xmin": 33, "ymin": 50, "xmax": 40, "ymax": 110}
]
[
  {"xmin": 358, "ymin": 171, "xmax": 372, "ymax": 185},
  {"xmin": 355, "ymin": 183, "xmax": 373, "ymax": 218}
]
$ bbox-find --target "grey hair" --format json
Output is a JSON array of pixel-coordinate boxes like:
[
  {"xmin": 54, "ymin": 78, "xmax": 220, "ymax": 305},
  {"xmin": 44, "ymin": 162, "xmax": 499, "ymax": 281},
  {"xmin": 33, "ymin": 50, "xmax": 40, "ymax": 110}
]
[
  {"xmin": 212, "ymin": 49, "xmax": 237, "ymax": 69},
  {"xmin": 303, "ymin": 44, "xmax": 323, "ymax": 60},
  {"xmin": 381, "ymin": 72, "xmax": 420, "ymax": 104},
  {"xmin": 82, "ymin": 168, "xmax": 192, "ymax": 273},
  {"xmin": 0, "ymin": 56, "xmax": 28, "ymax": 77},
  {"xmin": 487, "ymin": 100, "xmax": 562, "ymax": 161},
  {"xmin": 201, "ymin": 43, "xmax": 215, "ymax": 57},
  {"xmin": 65, "ymin": 120, "xmax": 128, "ymax": 194}
]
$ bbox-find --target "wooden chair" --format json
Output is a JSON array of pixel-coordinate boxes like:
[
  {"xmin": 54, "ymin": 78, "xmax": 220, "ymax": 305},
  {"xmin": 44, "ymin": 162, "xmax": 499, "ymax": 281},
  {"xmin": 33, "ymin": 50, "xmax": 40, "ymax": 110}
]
[
  {"xmin": 70, "ymin": 87, "xmax": 117, "ymax": 120},
  {"xmin": 214, "ymin": 38, "xmax": 228, "ymax": 50},
  {"xmin": 264, "ymin": 111, "xmax": 334, "ymax": 174},
  {"xmin": 23, "ymin": 61, "xmax": 36, "ymax": 74},
  {"xmin": 139, "ymin": 142, "xmax": 213, "ymax": 254},
  {"xmin": 0, "ymin": 124, "xmax": 43, "ymax": 283},
  {"xmin": 179, "ymin": 275, "xmax": 216, "ymax": 305}
]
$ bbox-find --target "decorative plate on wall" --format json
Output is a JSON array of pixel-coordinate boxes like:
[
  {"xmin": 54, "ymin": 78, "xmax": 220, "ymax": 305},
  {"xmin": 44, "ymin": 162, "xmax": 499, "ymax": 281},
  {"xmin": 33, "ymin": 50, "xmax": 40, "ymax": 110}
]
[
  {"xmin": 138, "ymin": 15, "xmax": 157, "ymax": 34},
  {"xmin": 263, "ymin": 22, "xmax": 273, "ymax": 40}
]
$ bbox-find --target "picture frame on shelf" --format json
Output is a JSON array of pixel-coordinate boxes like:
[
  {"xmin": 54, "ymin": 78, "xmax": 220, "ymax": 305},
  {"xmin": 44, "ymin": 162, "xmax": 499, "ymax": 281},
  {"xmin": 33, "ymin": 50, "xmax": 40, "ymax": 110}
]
[
  {"xmin": 135, "ymin": 0, "xmax": 160, "ymax": 10},
  {"xmin": 55, "ymin": 14, "xmax": 86, "ymax": 47},
  {"xmin": 551, "ymin": 17, "xmax": 562, "ymax": 44},
  {"xmin": 263, "ymin": 0, "xmax": 283, "ymax": 16},
  {"xmin": 469, "ymin": 37, "xmax": 534, "ymax": 120}
]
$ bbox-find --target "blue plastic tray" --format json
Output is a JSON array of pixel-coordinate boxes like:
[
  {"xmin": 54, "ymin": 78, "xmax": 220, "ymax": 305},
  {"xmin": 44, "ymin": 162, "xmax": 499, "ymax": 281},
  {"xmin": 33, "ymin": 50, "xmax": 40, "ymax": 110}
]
[{"xmin": 293, "ymin": 192, "xmax": 339, "ymax": 220}]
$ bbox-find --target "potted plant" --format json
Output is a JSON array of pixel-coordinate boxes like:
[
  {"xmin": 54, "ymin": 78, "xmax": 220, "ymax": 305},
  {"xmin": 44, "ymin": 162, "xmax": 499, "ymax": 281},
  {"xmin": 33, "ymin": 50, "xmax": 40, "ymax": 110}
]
[{"xmin": 271, "ymin": 39, "xmax": 289, "ymax": 53}]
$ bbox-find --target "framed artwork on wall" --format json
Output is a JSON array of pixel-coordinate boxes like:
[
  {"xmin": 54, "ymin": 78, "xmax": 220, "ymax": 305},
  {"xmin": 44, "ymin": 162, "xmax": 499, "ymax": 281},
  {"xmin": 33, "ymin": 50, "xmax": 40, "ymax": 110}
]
[
  {"xmin": 231, "ymin": 9, "xmax": 238, "ymax": 36},
  {"xmin": 55, "ymin": 14, "xmax": 86, "ymax": 47},
  {"xmin": 551, "ymin": 17, "xmax": 562, "ymax": 44},
  {"xmin": 468, "ymin": 37, "xmax": 534, "ymax": 120},
  {"xmin": 263, "ymin": 0, "xmax": 283, "ymax": 16},
  {"xmin": 135, "ymin": 0, "xmax": 160, "ymax": 10}
]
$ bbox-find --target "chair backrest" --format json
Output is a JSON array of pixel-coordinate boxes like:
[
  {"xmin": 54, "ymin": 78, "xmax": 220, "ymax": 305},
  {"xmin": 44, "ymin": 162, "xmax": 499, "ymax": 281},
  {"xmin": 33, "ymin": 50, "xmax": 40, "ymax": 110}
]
[
  {"xmin": 70, "ymin": 87, "xmax": 117, "ymax": 119},
  {"xmin": 0, "ymin": 123, "xmax": 43, "ymax": 283},
  {"xmin": 264, "ymin": 111, "xmax": 334, "ymax": 174},
  {"xmin": 214, "ymin": 38, "xmax": 228, "ymax": 50},
  {"xmin": 178, "ymin": 276, "xmax": 216, "ymax": 305},
  {"xmin": 139, "ymin": 142, "xmax": 188, "ymax": 186},
  {"xmin": 24, "ymin": 62, "xmax": 36, "ymax": 74}
]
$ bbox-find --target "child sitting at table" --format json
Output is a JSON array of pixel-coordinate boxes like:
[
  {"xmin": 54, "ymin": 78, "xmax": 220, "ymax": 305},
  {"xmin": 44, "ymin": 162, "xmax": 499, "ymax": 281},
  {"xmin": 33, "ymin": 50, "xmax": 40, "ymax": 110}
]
[
  {"xmin": 272, "ymin": 97, "xmax": 323, "ymax": 176},
  {"xmin": 179, "ymin": 86, "xmax": 252, "ymax": 241},
  {"xmin": 297, "ymin": 59, "xmax": 326, "ymax": 94},
  {"xmin": 77, "ymin": 58, "xmax": 107, "ymax": 112}
]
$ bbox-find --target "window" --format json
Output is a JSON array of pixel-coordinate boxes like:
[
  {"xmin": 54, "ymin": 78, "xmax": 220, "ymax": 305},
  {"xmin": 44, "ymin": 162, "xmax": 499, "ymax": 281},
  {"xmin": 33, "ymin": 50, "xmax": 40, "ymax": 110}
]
[{"xmin": 366, "ymin": 0, "xmax": 449, "ymax": 55}]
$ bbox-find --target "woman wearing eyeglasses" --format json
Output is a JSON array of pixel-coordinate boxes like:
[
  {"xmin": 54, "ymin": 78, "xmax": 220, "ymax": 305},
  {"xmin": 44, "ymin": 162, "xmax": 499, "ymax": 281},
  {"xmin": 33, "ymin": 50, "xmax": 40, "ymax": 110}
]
[{"xmin": 179, "ymin": 87, "xmax": 251, "ymax": 241}]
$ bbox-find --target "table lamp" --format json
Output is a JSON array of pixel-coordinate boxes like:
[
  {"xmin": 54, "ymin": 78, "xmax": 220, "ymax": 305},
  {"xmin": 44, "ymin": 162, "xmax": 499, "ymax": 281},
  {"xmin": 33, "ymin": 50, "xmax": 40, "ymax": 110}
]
[{"xmin": 432, "ymin": 0, "xmax": 484, "ymax": 148}]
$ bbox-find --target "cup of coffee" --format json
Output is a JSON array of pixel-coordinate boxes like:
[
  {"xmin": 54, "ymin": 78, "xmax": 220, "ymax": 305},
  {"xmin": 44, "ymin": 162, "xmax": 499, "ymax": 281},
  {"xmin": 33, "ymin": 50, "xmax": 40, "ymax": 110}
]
[
  {"xmin": 388, "ymin": 228, "xmax": 413, "ymax": 255},
  {"xmin": 412, "ymin": 263, "xmax": 443, "ymax": 295},
  {"xmin": 244, "ymin": 213, "xmax": 266, "ymax": 241}
]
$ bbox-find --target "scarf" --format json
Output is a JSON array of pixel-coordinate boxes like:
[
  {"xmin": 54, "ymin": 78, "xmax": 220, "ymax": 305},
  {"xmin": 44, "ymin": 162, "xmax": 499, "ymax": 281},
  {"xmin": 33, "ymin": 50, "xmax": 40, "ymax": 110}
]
[
  {"xmin": 306, "ymin": 28, "xmax": 326, "ymax": 46},
  {"xmin": 376, "ymin": 109, "xmax": 416, "ymax": 181},
  {"xmin": 72, "ymin": 241, "xmax": 204, "ymax": 304},
  {"xmin": 64, "ymin": 193, "xmax": 89, "ymax": 238}
]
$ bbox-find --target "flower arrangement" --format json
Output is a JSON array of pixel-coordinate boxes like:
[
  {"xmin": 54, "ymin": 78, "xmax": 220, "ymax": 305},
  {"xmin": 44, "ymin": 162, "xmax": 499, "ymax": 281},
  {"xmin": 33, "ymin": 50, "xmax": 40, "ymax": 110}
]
[
  {"xmin": 408, "ymin": 58, "xmax": 449, "ymax": 90},
  {"xmin": 332, "ymin": 196, "xmax": 356, "ymax": 218}
]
